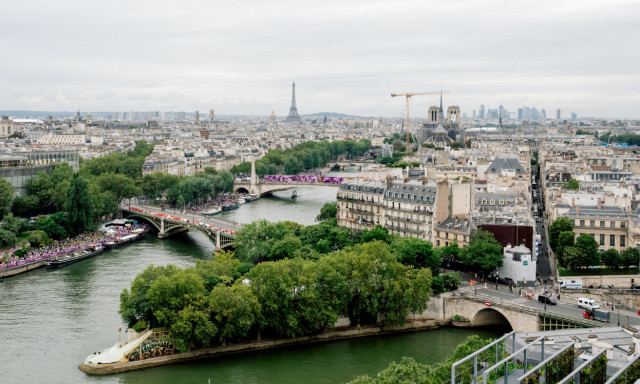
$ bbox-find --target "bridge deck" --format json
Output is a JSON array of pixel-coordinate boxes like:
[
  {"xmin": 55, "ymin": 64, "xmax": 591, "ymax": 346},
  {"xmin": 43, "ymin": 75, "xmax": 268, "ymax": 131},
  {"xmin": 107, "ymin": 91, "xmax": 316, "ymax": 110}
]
[{"xmin": 122, "ymin": 205, "xmax": 242, "ymax": 236}]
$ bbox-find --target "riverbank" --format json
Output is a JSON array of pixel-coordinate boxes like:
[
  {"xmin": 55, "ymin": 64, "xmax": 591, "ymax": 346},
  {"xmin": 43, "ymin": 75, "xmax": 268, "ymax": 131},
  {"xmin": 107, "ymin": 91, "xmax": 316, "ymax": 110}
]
[
  {"xmin": 80, "ymin": 318, "xmax": 447, "ymax": 375},
  {"xmin": 0, "ymin": 224, "xmax": 149, "ymax": 278}
]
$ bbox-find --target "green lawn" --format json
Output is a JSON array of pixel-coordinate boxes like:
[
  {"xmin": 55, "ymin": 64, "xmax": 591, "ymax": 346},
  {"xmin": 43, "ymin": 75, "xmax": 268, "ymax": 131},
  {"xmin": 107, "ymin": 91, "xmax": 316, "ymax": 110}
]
[
  {"xmin": 0, "ymin": 231, "xmax": 32, "ymax": 253},
  {"xmin": 559, "ymin": 267, "xmax": 639, "ymax": 276}
]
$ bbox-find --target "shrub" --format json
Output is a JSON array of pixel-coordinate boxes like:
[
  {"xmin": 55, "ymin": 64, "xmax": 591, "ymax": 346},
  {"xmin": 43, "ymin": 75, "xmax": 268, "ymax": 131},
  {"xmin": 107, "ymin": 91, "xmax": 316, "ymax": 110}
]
[{"xmin": 132, "ymin": 320, "xmax": 147, "ymax": 333}]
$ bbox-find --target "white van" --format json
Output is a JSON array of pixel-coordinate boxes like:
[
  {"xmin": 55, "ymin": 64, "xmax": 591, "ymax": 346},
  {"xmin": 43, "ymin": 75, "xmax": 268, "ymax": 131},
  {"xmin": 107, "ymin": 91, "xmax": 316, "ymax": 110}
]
[
  {"xmin": 559, "ymin": 279, "xmax": 583, "ymax": 289},
  {"xmin": 578, "ymin": 298, "xmax": 599, "ymax": 310}
]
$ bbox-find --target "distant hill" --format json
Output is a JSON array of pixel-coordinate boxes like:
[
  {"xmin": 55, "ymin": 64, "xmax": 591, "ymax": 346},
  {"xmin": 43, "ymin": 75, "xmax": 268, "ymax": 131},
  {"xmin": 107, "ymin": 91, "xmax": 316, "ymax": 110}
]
[
  {"xmin": 0, "ymin": 110, "xmax": 75, "ymax": 118},
  {"xmin": 302, "ymin": 112, "xmax": 373, "ymax": 119}
]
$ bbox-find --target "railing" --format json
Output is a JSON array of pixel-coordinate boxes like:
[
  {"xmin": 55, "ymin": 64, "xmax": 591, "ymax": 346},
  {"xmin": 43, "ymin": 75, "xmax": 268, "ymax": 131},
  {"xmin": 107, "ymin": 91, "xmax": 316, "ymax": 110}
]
[
  {"xmin": 450, "ymin": 331, "xmax": 516, "ymax": 384},
  {"xmin": 456, "ymin": 292, "xmax": 610, "ymax": 329},
  {"xmin": 604, "ymin": 353, "xmax": 640, "ymax": 384}
]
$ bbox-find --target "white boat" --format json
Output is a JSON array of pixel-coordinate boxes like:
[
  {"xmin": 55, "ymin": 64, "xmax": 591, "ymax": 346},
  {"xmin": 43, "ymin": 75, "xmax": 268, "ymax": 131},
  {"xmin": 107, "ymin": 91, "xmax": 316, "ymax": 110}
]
[
  {"xmin": 245, "ymin": 193, "xmax": 259, "ymax": 202},
  {"xmin": 237, "ymin": 198, "xmax": 246, "ymax": 205},
  {"xmin": 203, "ymin": 207, "xmax": 222, "ymax": 217}
]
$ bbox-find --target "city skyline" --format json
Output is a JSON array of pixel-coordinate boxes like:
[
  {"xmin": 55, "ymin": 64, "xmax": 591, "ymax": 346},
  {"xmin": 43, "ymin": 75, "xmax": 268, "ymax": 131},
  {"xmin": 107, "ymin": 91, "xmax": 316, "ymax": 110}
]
[{"xmin": 1, "ymin": 0, "xmax": 639, "ymax": 118}]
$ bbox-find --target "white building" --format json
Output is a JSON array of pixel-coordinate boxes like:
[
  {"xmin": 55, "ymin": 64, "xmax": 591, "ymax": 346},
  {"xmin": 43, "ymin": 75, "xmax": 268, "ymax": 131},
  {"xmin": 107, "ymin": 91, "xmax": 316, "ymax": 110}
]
[{"xmin": 498, "ymin": 244, "xmax": 536, "ymax": 283}]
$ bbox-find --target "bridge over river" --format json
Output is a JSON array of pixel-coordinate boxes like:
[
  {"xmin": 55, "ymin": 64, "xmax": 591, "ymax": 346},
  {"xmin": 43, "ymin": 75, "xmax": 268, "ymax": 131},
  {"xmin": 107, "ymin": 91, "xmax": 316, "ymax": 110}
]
[
  {"xmin": 422, "ymin": 287, "xmax": 624, "ymax": 333},
  {"xmin": 121, "ymin": 205, "xmax": 241, "ymax": 251}
]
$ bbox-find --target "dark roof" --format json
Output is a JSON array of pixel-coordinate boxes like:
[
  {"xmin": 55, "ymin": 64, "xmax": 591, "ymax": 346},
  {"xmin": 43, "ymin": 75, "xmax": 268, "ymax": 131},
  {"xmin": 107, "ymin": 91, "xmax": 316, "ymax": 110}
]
[{"xmin": 486, "ymin": 157, "xmax": 526, "ymax": 174}]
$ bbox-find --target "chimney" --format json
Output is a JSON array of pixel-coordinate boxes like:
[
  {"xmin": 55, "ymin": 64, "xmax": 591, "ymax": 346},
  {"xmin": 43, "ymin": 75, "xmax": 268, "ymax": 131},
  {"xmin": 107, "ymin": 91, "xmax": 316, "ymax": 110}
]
[
  {"xmin": 597, "ymin": 198, "xmax": 602, "ymax": 210},
  {"xmin": 386, "ymin": 175, "xmax": 393, "ymax": 188},
  {"xmin": 576, "ymin": 205, "xmax": 580, "ymax": 215}
]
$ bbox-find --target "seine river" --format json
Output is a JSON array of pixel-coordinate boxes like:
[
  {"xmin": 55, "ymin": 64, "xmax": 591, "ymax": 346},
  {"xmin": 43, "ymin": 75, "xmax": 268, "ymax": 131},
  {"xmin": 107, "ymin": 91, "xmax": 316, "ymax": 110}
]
[{"xmin": 0, "ymin": 185, "xmax": 504, "ymax": 384}]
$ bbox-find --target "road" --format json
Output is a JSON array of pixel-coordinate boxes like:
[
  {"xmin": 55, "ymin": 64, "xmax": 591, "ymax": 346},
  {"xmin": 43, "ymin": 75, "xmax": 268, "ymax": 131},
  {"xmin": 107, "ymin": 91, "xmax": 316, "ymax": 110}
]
[
  {"xmin": 463, "ymin": 284, "xmax": 640, "ymax": 328},
  {"xmin": 124, "ymin": 204, "xmax": 244, "ymax": 233},
  {"xmin": 532, "ymin": 165, "xmax": 555, "ymax": 282}
]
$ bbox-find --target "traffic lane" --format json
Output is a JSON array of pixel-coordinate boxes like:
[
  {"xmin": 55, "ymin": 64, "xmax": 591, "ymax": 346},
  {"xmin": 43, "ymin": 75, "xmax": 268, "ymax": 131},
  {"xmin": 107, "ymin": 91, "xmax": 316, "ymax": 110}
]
[{"xmin": 475, "ymin": 288, "xmax": 640, "ymax": 326}]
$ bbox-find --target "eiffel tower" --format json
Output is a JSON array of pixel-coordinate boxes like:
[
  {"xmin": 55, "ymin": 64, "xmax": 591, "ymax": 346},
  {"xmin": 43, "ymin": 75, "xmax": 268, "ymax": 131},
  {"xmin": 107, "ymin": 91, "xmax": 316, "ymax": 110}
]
[{"xmin": 285, "ymin": 81, "xmax": 301, "ymax": 122}]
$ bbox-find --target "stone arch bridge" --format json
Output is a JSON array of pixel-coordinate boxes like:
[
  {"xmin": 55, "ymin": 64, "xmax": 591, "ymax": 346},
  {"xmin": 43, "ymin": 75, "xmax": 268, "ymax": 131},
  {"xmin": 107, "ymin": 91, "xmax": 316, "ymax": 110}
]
[
  {"xmin": 420, "ymin": 293, "xmax": 608, "ymax": 333},
  {"xmin": 121, "ymin": 205, "xmax": 239, "ymax": 251}
]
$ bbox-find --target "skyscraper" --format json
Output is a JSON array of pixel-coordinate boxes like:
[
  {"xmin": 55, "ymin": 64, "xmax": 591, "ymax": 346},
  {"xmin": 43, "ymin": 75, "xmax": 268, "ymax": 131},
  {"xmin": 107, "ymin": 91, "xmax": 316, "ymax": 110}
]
[
  {"xmin": 209, "ymin": 109, "xmax": 215, "ymax": 122},
  {"xmin": 285, "ymin": 82, "xmax": 301, "ymax": 122},
  {"xmin": 478, "ymin": 104, "xmax": 485, "ymax": 119},
  {"xmin": 556, "ymin": 109, "xmax": 561, "ymax": 120}
]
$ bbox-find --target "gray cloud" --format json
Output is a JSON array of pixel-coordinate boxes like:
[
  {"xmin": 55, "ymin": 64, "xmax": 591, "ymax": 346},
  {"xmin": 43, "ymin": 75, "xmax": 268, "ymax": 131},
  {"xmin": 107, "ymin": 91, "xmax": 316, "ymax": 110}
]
[{"xmin": 1, "ymin": 0, "xmax": 639, "ymax": 118}]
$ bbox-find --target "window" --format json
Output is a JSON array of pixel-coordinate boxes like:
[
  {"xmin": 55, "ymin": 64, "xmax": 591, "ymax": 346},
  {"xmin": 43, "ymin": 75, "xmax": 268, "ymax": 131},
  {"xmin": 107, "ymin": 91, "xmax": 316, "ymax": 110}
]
[
  {"xmin": 600, "ymin": 221, "xmax": 605, "ymax": 228},
  {"xmin": 600, "ymin": 234, "xmax": 605, "ymax": 246},
  {"xmin": 621, "ymin": 221, "xmax": 626, "ymax": 228},
  {"xmin": 590, "ymin": 220, "xmax": 595, "ymax": 227},
  {"xmin": 610, "ymin": 235, "xmax": 615, "ymax": 246},
  {"xmin": 610, "ymin": 221, "xmax": 615, "ymax": 228},
  {"xmin": 580, "ymin": 220, "xmax": 585, "ymax": 227},
  {"xmin": 621, "ymin": 235, "xmax": 626, "ymax": 247},
  {"xmin": 437, "ymin": 240, "xmax": 440, "ymax": 246}
]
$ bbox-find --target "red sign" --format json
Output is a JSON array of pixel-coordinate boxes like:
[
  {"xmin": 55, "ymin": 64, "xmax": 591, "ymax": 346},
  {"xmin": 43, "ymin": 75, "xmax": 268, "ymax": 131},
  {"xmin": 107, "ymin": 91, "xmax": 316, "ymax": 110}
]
[{"xmin": 485, "ymin": 301, "xmax": 491, "ymax": 306}]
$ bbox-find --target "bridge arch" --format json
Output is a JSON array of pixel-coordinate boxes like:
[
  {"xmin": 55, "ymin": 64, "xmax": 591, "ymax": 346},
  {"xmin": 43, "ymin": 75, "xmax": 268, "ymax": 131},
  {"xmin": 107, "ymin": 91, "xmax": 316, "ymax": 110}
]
[
  {"xmin": 471, "ymin": 308, "xmax": 513, "ymax": 331},
  {"xmin": 235, "ymin": 187, "xmax": 250, "ymax": 194},
  {"xmin": 124, "ymin": 214, "xmax": 161, "ymax": 232}
]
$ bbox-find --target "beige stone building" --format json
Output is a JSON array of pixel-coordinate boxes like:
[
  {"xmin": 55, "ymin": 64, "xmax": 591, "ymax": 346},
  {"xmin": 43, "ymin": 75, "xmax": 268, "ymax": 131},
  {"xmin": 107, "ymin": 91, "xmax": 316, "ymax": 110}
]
[{"xmin": 336, "ymin": 179, "xmax": 386, "ymax": 231}]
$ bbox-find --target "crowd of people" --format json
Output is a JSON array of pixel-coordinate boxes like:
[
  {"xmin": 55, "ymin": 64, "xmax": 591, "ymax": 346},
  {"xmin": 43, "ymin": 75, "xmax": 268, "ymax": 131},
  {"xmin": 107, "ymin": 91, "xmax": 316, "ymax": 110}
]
[
  {"xmin": 0, "ymin": 224, "xmax": 149, "ymax": 270},
  {"xmin": 181, "ymin": 193, "xmax": 243, "ymax": 214}
]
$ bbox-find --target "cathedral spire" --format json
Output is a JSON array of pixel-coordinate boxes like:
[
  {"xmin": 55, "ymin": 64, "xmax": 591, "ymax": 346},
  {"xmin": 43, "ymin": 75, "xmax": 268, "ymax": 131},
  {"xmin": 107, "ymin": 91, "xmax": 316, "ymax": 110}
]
[{"xmin": 438, "ymin": 90, "xmax": 444, "ymax": 121}]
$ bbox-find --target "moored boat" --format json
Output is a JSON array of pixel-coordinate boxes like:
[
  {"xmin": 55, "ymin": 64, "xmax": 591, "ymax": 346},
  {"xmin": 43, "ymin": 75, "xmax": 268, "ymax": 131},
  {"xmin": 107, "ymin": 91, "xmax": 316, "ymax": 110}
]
[
  {"xmin": 103, "ymin": 229, "xmax": 148, "ymax": 249},
  {"xmin": 202, "ymin": 207, "xmax": 222, "ymax": 217},
  {"xmin": 46, "ymin": 245, "xmax": 104, "ymax": 268},
  {"xmin": 221, "ymin": 203, "xmax": 238, "ymax": 211},
  {"xmin": 245, "ymin": 193, "xmax": 259, "ymax": 202},
  {"xmin": 237, "ymin": 198, "xmax": 246, "ymax": 205}
]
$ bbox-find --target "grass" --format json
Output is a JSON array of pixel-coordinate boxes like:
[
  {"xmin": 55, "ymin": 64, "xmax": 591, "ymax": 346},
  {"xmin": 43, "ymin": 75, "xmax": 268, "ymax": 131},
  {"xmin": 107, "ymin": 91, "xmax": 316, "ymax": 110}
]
[
  {"xmin": 0, "ymin": 231, "xmax": 32, "ymax": 253},
  {"xmin": 559, "ymin": 267, "xmax": 639, "ymax": 276}
]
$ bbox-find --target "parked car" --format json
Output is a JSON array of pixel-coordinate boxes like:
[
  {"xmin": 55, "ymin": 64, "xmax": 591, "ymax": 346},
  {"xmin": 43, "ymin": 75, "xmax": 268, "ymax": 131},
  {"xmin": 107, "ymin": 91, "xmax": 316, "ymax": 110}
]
[
  {"xmin": 538, "ymin": 295, "xmax": 557, "ymax": 305},
  {"xmin": 631, "ymin": 284, "xmax": 640, "ymax": 289}
]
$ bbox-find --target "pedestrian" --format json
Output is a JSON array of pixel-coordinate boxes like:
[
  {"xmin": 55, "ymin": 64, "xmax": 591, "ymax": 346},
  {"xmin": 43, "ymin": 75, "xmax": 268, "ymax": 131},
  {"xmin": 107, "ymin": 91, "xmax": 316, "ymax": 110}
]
[
  {"xmin": 519, "ymin": 288, "xmax": 522, "ymax": 297},
  {"xmin": 557, "ymin": 293, "xmax": 560, "ymax": 301}
]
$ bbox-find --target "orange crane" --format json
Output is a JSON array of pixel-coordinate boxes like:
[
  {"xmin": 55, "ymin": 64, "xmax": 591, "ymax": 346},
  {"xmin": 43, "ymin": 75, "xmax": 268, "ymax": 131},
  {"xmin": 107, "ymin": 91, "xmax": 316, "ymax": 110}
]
[{"xmin": 391, "ymin": 91, "xmax": 449, "ymax": 152}]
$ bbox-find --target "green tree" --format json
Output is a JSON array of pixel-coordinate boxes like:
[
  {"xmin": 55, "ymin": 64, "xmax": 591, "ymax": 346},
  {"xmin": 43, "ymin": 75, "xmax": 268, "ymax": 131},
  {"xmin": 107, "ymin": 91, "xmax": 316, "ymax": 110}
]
[
  {"xmin": 563, "ymin": 246, "xmax": 585, "ymax": 269},
  {"xmin": 549, "ymin": 217, "xmax": 574, "ymax": 251},
  {"xmin": 360, "ymin": 225, "xmax": 391, "ymax": 244},
  {"xmin": 209, "ymin": 283, "xmax": 260, "ymax": 344},
  {"xmin": 27, "ymin": 230, "xmax": 50, "ymax": 247},
  {"xmin": 147, "ymin": 270, "xmax": 208, "ymax": 327},
  {"xmin": 233, "ymin": 220, "xmax": 291, "ymax": 263},
  {"xmin": 621, "ymin": 247, "xmax": 640, "ymax": 268},
  {"xmin": 65, "ymin": 173, "xmax": 94, "ymax": 235},
  {"xmin": 268, "ymin": 236, "xmax": 303, "ymax": 261},
  {"xmin": 97, "ymin": 173, "xmax": 142, "ymax": 203},
  {"xmin": 601, "ymin": 249, "xmax": 622, "ymax": 269},
  {"xmin": 0, "ymin": 228, "xmax": 16, "ymax": 247},
  {"xmin": 170, "ymin": 303, "xmax": 217, "ymax": 352},
  {"xmin": 11, "ymin": 195, "xmax": 40, "ymax": 217},
  {"xmin": 119, "ymin": 265, "xmax": 180, "ymax": 327},
  {"xmin": 1, "ymin": 212, "xmax": 26, "ymax": 234},
  {"xmin": 283, "ymin": 156, "xmax": 303, "ymax": 175},
  {"xmin": 563, "ymin": 179, "xmax": 579, "ymax": 190},
  {"xmin": 316, "ymin": 202, "xmax": 337, "ymax": 221},
  {"xmin": 461, "ymin": 230, "xmax": 503, "ymax": 272},
  {"xmin": 35, "ymin": 215, "xmax": 67, "ymax": 240},
  {"xmin": 390, "ymin": 237, "xmax": 441, "ymax": 272},
  {"xmin": 575, "ymin": 234, "xmax": 600, "ymax": 267},
  {"xmin": 0, "ymin": 178, "xmax": 15, "ymax": 219},
  {"xmin": 556, "ymin": 231, "xmax": 575, "ymax": 268}
]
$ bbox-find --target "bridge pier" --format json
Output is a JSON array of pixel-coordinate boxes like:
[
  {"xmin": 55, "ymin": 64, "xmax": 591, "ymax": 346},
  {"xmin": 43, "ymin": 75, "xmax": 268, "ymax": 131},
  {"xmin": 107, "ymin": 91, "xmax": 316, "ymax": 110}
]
[{"xmin": 214, "ymin": 231, "xmax": 221, "ymax": 253}]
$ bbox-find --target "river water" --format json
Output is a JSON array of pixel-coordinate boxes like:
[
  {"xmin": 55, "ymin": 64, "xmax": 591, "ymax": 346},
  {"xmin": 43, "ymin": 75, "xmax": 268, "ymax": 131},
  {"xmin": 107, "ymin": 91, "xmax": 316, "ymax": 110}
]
[{"xmin": 0, "ymin": 184, "xmax": 504, "ymax": 384}]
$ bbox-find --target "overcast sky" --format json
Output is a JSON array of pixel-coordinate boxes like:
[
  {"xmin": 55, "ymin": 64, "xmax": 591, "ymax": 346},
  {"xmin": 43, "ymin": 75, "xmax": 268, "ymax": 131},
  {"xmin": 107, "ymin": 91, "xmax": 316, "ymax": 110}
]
[{"xmin": 1, "ymin": 0, "xmax": 639, "ymax": 118}]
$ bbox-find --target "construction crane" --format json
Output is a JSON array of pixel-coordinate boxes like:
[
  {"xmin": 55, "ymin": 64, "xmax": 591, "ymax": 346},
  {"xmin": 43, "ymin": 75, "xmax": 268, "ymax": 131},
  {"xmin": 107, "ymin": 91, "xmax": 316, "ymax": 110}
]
[{"xmin": 391, "ymin": 91, "xmax": 449, "ymax": 152}]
